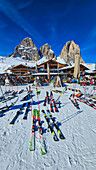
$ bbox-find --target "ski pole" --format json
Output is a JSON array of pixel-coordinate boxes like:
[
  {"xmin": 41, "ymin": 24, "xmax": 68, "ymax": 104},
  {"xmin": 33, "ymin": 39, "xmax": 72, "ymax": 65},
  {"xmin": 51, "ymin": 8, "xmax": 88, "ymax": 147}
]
[{"xmin": 36, "ymin": 88, "xmax": 40, "ymax": 113}]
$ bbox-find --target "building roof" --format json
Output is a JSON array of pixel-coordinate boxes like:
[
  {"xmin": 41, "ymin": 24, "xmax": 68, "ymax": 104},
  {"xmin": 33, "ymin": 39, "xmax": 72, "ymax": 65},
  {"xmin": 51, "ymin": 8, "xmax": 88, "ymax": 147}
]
[
  {"xmin": 59, "ymin": 63, "xmax": 90, "ymax": 71},
  {"xmin": 36, "ymin": 57, "xmax": 67, "ymax": 67},
  {"xmin": 11, "ymin": 64, "xmax": 30, "ymax": 69}
]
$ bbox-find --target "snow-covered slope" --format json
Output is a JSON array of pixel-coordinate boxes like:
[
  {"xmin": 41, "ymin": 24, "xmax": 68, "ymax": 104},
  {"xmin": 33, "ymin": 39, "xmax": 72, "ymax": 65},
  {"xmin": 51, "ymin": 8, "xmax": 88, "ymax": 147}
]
[
  {"xmin": 0, "ymin": 84, "xmax": 96, "ymax": 170},
  {"xmin": 0, "ymin": 56, "xmax": 36, "ymax": 74}
]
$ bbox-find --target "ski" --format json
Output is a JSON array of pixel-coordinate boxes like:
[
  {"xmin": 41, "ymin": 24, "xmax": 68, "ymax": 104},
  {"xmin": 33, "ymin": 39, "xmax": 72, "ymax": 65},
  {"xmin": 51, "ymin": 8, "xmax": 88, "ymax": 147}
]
[
  {"xmin": 69, "ymin": 95, "xmax": 80, "ymax": 109},
  {"xmin": 77, "ymin": 98, "xmax": 96, "ymax": 110},
  {"xmin": 43, "ymin": 97, "xmax": 46, "ymax": 106},
  {"xmin": 46, "ymin": 91, "xmax": 50, "ymax": 104},
  {"xmin": 42, "ymin": 109, "xmax": 59, "ymax": 141},
  {"xmin": 19, "ymin": 89, "xmax": 24, "ymax": 94},
  {"xmin": 52, "ymin": 89, "xmax": 62, "ymax": 93},
  {"xmin": 37, "ymin": 110, "xmax": 46, "ymax": 155},
  {"xmin": 0, "ymin": 97, "xmax": 19, "ymax": 116},
  {"xmin": 23, "ymin": 102, "xmax": 30, "ymax": 120},
  {"xmin": 49, "ymin": 91, "xmax": 58, "ymax": 112},
  {"xmin": 55, "ymin": 88, "xmax": 66, "ymax": 103},
  {"xmin": 50, "ymin": 98, "xmax": 54, "ymax": 112},
  {"xmin": 52, "ymin": 99, "xmax": 58, "ymax": 112},
  {"xmin": 30, "ymin": 109, "xmax": 36, "ymax": 151},
  {"xmin": 2, "ymin": 95, "xmax": 18, "ymax": 103},
  {"xmin": 0, "ymin": 105, "xmax": 8, "ymax": 110},
  {"xmin": 0, "ymin": 96, "xmax": 5, "ymax": 102},
  {"xmin": 21, "ymin": 94, "xmax": 30, "ymax": 101},
  {"xmin": 10, "ymin": 103, "xmax": 26, "ymax": 125},
  {"xmin": 68, "ymin": 88, "xmax": 81, "ymax": 92},
  {"xmin": 47, "ymin": 110, "xmax": 65, "ymax": 140}
]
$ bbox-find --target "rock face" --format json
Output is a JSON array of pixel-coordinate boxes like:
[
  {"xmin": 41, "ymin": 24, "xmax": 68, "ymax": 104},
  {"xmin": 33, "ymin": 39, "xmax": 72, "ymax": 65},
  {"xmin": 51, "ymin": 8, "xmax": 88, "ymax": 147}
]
[
  {"xmin": 39, "ymin": 43, "xmax": 57, "ymax": 60},
  {"xmin": 59, "ymin": 40, "xmax": 84, "ymax": 64},
  {"xmin": 11, "ymin": 37, "xmax": 40, "ymax": 61},
  {"xmin": 8, "ymin": 38, "xmax": 84, "ymax": 63}
]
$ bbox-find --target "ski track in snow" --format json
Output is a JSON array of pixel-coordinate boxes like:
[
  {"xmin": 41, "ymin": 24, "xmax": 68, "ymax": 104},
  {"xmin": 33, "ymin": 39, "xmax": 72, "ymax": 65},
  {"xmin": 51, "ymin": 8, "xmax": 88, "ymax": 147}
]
[{"xmin": 0, "ymin": 84, "xmax": 96, "ymax": 170}]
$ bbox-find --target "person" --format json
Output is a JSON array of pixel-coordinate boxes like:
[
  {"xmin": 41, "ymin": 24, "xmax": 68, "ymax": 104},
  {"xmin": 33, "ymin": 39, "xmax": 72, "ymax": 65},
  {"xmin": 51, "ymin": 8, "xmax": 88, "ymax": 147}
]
[{"xmin": 5, "ymin": 77, "xmax": 9, "ymax": 86}]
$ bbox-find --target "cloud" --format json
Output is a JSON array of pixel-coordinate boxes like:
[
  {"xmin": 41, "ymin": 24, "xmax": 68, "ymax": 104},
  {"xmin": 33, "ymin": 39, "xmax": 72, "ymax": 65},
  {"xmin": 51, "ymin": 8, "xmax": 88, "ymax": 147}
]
[
  {"xmin": 0, "ymin": 0, "xmax": 44, "ymax": 44},
  {"xmin": 81, "ymin": 44, "xmax": 96, "ymax": 52},
  {"xmin": 16, "ymin": 0, "xmax": 34, "ymax": 10}
]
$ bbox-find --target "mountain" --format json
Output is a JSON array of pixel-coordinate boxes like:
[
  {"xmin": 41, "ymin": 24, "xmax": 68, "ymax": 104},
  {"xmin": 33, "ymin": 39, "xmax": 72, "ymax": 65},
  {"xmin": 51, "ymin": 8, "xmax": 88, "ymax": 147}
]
[
  {"xmin": 8, "ymin": 37, "xmax": 40, "ymax": 61},
  {"xmin": 8, "ymin": 38, "xmax": 84, "ymax": 63},
  {"xmin": 39, "ymin": 43, "xmax": 57, "ymax": 60},
  {"xmin": 8, "ymin": 38, "xmax": 57, "ymax": 61},
  {"xmin": 59, "ymin": 40, "xmax": 85, "ymax": 64}
]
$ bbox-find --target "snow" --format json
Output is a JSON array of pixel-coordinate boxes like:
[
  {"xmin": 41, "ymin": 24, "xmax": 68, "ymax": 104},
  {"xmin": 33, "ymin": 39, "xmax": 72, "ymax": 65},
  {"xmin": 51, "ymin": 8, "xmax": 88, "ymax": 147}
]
[
  {"xmin": 56, "ymin": 57, "xmax": 66, "ymax": 65},
  {"xmin": 0, "ymin": 84, "xmax": 96, "ymax": 170},
  {"xmin": 0, "ymin": 56, "xmax": 36, "ymax": 72},
  {"xmin": 49, "ymin": 49, "xmax": 54, "ymax": 53},
  {"xmin": 84, "ymin": 63, "xmax": 95, "ymax": 71},
  {"xmin": 36, "ymin": 57, "xmax": 48, "ymax": 66},
  {"xmin": 32, "ymin": 47, "xmax": 37, "ymax": 50},
  {"xmin": 0, "ymin": 56, "xmax": 95, "ymax": 74}
]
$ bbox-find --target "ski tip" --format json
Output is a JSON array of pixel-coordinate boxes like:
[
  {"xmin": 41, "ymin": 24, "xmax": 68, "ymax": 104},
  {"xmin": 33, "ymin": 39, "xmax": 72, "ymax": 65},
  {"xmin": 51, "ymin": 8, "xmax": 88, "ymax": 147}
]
[
  {"xmin": 42, "ymin": 109, "xmax": 45, "ymax": 113},
  {"xmin": 41, "ymin": 147, "xmax": 46, "ymax": 155},
  {"xmin": 9, "ymin": 123, "xmax": 13, "ymax": 126},
  {"xmin": 59, "ymin": 133, "xmax": 65, "ymax": 140},
  {"xmin": 30, "ymin": 148, "xmax": 35, "ymax": 151}
]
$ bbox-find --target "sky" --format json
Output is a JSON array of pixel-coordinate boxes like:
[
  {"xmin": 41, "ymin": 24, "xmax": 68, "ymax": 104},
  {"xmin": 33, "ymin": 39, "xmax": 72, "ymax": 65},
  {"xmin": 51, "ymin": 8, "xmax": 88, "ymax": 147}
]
[{"xmin": 0, "ymin": 0, "xmax": 96, "ymax": 63}]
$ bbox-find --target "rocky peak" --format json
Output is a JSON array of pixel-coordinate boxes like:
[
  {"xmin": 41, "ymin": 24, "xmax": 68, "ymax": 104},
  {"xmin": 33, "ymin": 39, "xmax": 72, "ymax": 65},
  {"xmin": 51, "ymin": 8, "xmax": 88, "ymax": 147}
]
[
  {"xmin": 39, "ymin": 43, "xmax": 57, "ymax": 60},
  {"xmin": 21, "ymin": 37, "xmax": 36, "ymax": 47},
  {"xmin": 59, "ymin": 40, "xmax": 84, "ymax": 64},
  {"xmin": 11, "ymin": 37, "xmax": 40, "ymax": 61}
]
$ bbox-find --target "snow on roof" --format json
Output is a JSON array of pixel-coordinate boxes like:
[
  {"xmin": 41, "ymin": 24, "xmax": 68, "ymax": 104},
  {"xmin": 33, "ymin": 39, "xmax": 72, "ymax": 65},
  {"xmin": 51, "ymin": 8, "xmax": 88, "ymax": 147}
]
[
  {"xmin": 59, "ymin": 64, "xmax": 74, "ymax": 70},
  {"xmin": 36, "ymin": 56, "xmax": 48, "ymax": 65},
  {"xmin": 0, "ymin": 56, "xmax": 95, "ymax": 74},
  {"xmin": 59, "ymin": 63, "xmax": 91, "ymax": 71},
  {"xmin": 56, "ymin": 57, "xmax": 66, "ymax": 65},
  {"xmin": 0, "ymin": 56, "xmax": 36, "ymax": 73},
  {"xmin": 36, "ymin": 57, "xmax": 67, "ymax": 66},
  {"xmin": 83, "ymin": 63, "xmax": 95, "ymax": 71}
]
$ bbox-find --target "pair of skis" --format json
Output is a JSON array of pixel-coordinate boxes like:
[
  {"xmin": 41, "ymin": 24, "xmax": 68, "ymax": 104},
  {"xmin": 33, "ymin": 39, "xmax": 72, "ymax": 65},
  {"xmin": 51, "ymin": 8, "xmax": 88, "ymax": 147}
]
[
  {"xmin": 30, "ymin": 87, "xmax": 46, "ymax": 154},
  {"xmin": 45, "ymin": 91, "xmax": 58, "ymax": 112},
  {"xmin": 23, "ymin": 102, "xmax": 30, "ymax": 120},
  {"xmin": 77, "ymin": 97, "xmax": 96, "ymax": 110},
  {"xmin": 30, "ymin": 109, "xmax": 36, "ymax": 151},
  {"xmin": 10, "ymin": 102, "xmax": 26, "ymax": 125},
  {"xmin": 69, "ymin": 94, "xmax": 80, "ymax": 109},
  {"xmin": 42, "ymin": 110, "xmax": 65, "ymax": 141},
  {"xmin": 0, "ymin": 97, "xmax": 19, "ymax": 116},
  {"xmin": 30, "ymin": 109, "xmax": 46, "ymax": 155}
]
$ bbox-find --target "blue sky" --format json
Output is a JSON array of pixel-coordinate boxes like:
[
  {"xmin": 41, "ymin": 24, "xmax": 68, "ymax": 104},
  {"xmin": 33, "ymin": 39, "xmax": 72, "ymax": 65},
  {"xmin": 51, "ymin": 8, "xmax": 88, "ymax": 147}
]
[{"xmin": 0, "ymin": 0, "xmax": 96, "ymax": 63}]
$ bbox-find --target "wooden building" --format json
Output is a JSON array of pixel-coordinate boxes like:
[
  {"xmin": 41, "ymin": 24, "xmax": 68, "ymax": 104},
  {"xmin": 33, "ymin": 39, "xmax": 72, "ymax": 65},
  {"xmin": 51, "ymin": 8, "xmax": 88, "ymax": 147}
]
[
  {"xmin": 38, "ymin": 59, "xmax": 67, "ymax": 71},
  {"xmin": 59, "ymin": 64, "xmax": 89, "ymax": 76},
  {"xmin": 11, "ymin": 64, "xmax": 32, "ymax": 75},
  {"xmin": 9, "ymin": 60, "xmax": 91, "ymax": 78}
]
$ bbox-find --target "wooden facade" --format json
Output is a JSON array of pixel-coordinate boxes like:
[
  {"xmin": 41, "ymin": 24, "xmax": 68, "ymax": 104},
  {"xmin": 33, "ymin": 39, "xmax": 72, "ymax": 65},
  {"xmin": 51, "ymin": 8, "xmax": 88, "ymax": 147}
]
[
  {"xmin": 38, "ymin": 59, "xmax": 67, "ymax": 70},
  {"xmin": 11, "ymin": 64, "xmax": 32, "ymax": 75},
  {"xmin": 60, "ymin": 64, "xmax": 89, "ymax": 73},
  {"xmin": 9, "ymin": 61, "xmax": 90, "ymax": 77}
]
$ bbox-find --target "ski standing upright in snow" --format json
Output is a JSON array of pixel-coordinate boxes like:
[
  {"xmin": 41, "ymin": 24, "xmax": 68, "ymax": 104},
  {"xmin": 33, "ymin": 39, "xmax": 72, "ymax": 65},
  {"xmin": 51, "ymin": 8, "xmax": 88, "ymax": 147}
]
[{"xmin": 30, "ymin": 109, "xmax": 36, "ymax": 151}]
